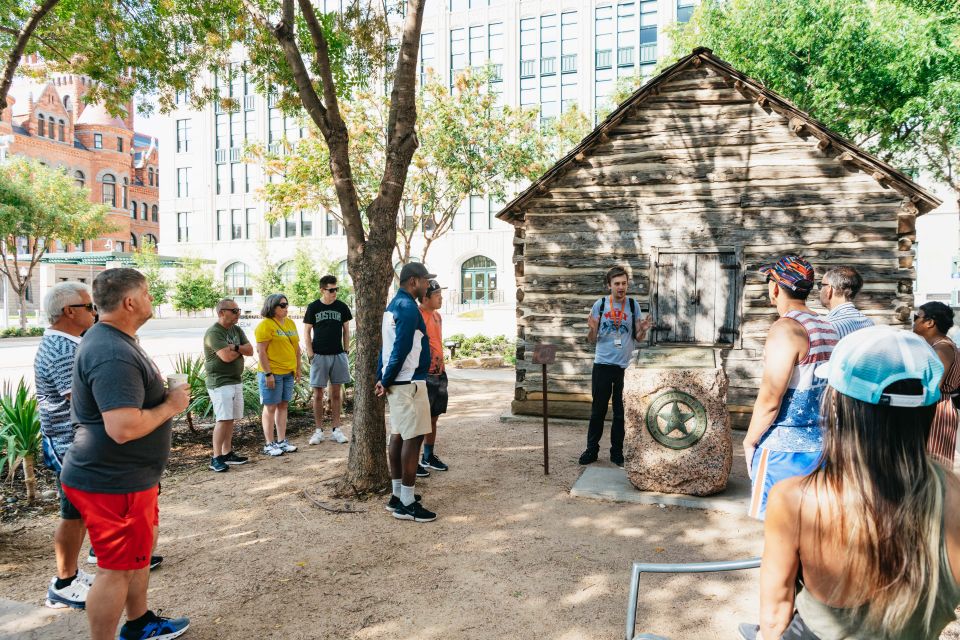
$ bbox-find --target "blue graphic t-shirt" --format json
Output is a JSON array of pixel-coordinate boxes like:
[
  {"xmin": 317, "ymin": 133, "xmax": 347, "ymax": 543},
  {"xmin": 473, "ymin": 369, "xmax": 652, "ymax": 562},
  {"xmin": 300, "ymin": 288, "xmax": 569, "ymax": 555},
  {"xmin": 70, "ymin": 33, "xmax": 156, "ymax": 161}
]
[{"xmin": 591, "ymin": 297, "xmax": 641, "ymax": 369}]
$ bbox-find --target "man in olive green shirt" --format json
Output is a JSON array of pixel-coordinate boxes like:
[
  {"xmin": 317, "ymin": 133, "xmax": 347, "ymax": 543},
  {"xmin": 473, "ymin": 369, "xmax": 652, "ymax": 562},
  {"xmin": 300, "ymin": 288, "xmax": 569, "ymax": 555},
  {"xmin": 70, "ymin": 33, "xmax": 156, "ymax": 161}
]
[{"xmin": 203, "ymin": 298, "xmax": 254, "ymax": 472}]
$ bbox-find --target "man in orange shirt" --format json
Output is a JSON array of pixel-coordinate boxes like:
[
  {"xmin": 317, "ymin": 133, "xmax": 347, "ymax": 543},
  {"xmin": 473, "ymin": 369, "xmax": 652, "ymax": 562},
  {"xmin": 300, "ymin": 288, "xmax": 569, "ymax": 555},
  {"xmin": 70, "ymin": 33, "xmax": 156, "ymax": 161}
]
[{"xmin": 419, "ymin": 280, "xmax": 449, "ymax": 473}]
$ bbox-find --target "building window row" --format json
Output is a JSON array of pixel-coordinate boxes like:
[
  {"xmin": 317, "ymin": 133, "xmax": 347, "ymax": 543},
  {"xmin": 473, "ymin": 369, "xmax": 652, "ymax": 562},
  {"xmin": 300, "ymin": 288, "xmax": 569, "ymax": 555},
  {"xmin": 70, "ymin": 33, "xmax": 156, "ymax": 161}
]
[
  {"xmin": 36, "ymin": 114, "xmax": 66, "ymax": 142},
  {"xmin": 268, "ymin": 211, "xmax": 315, "ymax": 239}
]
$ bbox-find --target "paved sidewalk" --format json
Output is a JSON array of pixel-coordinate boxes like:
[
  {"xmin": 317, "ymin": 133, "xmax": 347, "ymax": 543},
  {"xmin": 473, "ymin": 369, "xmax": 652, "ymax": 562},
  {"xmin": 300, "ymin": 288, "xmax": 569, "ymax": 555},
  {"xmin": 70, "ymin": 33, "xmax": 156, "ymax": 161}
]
[{"xmin": 0, "ymin": 598, "xmax": 85, "ymax": 639}]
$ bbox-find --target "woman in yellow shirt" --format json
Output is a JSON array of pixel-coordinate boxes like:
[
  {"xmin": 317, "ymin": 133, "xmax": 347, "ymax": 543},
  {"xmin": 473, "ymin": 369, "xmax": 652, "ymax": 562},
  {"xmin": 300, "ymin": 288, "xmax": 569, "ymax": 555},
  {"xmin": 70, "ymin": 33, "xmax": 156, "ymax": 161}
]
[{"xmin": 254, "ymin": 293, "xmax": 301, "ymax": 456}]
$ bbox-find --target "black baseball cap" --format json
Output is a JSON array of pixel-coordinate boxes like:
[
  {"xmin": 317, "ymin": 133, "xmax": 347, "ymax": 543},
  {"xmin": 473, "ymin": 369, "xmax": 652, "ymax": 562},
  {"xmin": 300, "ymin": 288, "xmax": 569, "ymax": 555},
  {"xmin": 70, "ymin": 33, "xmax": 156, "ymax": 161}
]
[
  {"xmin": 399, "ymin": 262, "xmax": 436, "ymax": 283},
  {"xmin": 425, "ymin": 279, "xmax": 446, "ymax": 296}
]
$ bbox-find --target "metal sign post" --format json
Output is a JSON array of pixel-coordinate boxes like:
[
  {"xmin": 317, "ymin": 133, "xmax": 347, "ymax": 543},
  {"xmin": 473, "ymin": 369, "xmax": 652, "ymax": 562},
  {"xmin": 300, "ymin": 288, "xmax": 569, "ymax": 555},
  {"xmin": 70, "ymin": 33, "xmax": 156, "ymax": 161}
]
[{"xmin": 532, "ymin": 343, "xmax": 557, "ymax": 475}]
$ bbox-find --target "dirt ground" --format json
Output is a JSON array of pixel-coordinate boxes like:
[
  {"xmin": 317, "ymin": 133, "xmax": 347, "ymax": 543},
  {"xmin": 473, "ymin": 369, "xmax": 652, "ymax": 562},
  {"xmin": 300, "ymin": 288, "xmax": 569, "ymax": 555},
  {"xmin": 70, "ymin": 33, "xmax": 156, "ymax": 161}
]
[{"xmin": 2, "ymin": 377, "xmax": 959, "ymax": 640}]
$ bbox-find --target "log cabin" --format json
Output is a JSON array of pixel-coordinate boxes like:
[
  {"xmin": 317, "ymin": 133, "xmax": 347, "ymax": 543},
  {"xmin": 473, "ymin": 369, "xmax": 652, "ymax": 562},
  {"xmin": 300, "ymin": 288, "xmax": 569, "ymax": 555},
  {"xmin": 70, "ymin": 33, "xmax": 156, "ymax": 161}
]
[{"xmin": 496, "ymin": 48, "xmax": 942, "ymax": 427}]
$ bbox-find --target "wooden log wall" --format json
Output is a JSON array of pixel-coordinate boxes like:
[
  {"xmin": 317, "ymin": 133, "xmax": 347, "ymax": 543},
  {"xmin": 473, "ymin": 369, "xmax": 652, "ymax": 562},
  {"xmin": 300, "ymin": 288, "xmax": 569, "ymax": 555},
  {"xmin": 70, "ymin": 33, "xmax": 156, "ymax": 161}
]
[{"xmin": 511, "ymin": 66, "xmax": 918, "ymax": 427}]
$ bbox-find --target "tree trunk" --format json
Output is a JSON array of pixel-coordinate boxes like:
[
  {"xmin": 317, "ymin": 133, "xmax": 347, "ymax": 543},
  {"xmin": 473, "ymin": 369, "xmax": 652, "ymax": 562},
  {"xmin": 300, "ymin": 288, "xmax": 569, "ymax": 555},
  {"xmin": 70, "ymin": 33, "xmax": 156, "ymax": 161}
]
[
  {"xmin": 22, "ymin": 454, "xmax": 36, "ymax": 503},
  {"xmin": 16, "ymin": 289, "xmax": 26, "ymax": 330},
  {"xmin": 340, "ymin": 253, "xmax": 392, "ymax": 495}
]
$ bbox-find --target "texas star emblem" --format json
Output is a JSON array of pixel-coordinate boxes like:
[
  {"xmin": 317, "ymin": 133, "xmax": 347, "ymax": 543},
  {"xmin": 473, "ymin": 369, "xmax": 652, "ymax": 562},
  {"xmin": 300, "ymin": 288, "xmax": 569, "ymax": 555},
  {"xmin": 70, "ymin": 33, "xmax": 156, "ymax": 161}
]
[{"xmin": 645, "ymin": 390, "xmax": 708, "ymax": 450}]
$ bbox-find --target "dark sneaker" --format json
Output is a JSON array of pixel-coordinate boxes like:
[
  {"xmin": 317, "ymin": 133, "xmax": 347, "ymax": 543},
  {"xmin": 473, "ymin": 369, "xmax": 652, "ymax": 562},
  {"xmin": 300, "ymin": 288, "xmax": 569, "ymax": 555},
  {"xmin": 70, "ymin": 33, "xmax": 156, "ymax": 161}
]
[
  {"xmin": 149, "ymin": 555, "xmax": 163, "ymax": 571},
  {"xmin": 578, "ymin": 449, "xmax": 598, "ymax": 465},
  {"xmin": 209, "ymin": 456, "xmax": 229, "ymax": 473},
  {"xmin": 416, "ymin": 464, "xmax": 431, "ymax": 478},
  {"xmin": 222, "ymin": 451, "xmax": 249, "ymax": 465},
  {"xmin": 610, "ymin": 452, "xmax": 624, "ymax": 467},
  {"xmin": 119, "ymin": 609, "xmax": 190, "ymax": 640},
  {"xmin": 385, "ymin": 494, "xmax": 422, "ymax": 512},
  {"xmin": 392, "ymin": 500, "xmax": 437, "ymax": 522},
  {"xmin": 422, "ymin": 454, "xmax": 449, "ymax": 471}
]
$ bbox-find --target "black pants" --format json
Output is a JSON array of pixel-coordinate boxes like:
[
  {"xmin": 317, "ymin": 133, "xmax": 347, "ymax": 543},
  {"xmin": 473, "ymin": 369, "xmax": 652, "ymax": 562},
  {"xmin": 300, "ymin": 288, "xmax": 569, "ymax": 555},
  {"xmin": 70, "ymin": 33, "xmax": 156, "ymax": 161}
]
[{"xmin": 585, "ymin": 363, "xmax": 625, "ymax": 456}]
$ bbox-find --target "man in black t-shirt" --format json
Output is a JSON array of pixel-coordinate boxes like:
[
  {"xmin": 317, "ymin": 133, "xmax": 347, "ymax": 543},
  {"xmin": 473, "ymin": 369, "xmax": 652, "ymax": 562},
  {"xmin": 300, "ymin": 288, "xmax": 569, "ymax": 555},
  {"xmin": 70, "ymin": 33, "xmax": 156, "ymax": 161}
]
[
  {"xmin": 304, "ymin": 275, "xmax": 353, "ymax": 445},
  {"xmin": 60, "ymin": 268, "xmax": 190, "ymax": 640}
]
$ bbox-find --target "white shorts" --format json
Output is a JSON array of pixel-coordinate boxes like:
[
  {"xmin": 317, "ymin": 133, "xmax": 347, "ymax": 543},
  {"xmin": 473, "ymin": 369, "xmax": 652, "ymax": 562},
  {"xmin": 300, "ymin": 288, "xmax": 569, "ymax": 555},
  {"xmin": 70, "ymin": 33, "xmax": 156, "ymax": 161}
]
[
  {"xmin": 208, "ymin": 383, "xmax": 244, "ymax": 422},
  {"xmin": 386, "ymin": 381, "xmax": 432, "ymax": 440}
]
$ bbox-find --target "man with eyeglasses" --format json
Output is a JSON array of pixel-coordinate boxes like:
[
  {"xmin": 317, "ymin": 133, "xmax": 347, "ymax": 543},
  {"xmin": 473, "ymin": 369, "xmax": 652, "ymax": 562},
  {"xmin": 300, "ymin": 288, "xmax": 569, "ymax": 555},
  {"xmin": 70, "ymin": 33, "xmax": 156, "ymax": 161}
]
[
  {"xmin": 819, "ymin": 266, "xmax": 874, "ymax": 338},
  {"xmin": 203, "ymin": 298, "xmax": 255, "ymax": 472},
  {"xmin": 304, "ymin": 275, "xmax": 353, "ymax": 445},
  {"xmin": 35, "ymin": 282, "xmax": 97, "ymax": 609}
]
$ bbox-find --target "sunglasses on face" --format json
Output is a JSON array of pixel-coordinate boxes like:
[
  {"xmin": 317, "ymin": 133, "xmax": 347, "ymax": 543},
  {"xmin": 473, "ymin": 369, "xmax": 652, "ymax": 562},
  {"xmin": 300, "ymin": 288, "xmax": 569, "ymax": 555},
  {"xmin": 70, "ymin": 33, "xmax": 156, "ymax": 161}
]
[
  {"xmin": 325, "ymin": 287, "xmax": 338, "ymax": 293},
  {"xmin": 223, "ymin": 308, "xmax": 241, "ymax": 314},
  {"xmin": 65, "ymin": 303, "xmax": 96, "ymax": 312},
  {"xmin": 914, "ymin": 314, "xmax": 926, "ymax": 323},
  {"xmin": 277, "ymin": 302, "xmax": 289, "ymax": 308}
]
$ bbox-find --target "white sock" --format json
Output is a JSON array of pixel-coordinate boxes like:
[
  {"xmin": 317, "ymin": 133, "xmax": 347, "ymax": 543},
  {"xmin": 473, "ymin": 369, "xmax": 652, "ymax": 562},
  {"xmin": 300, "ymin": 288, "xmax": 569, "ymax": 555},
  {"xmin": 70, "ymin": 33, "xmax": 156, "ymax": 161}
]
[
  {"xmin": 392, "ymin": 479, "xmax": 402, "ymax": 498},
  {"xmin": 400, "ymin": 484, "xmax": 415, "ymax": 506}
]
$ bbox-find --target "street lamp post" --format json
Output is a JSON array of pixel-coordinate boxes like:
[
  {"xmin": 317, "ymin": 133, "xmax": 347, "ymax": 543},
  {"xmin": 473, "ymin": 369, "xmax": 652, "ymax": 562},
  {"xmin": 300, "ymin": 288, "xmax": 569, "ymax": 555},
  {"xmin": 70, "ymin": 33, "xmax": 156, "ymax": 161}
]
[{"xmin": 0, "ymin": 134, "xmax": 13, "ymax": 329}]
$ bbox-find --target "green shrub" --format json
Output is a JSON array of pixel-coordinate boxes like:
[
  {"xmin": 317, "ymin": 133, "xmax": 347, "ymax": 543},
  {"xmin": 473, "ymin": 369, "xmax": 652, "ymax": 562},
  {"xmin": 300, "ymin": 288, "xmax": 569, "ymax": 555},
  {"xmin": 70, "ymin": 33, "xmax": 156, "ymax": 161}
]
[
  {"xmin": 0, "ymin": 379, "xmax": 41, "ymax": 503},
  {"xmin": 446, "ymin": 333, "xmax": 515, "ymax": 364},
  {"xmin": 173, "ymin": 353, "xmax": 315, "ymax": 422},
  {"xmin": 0, "ymin": 327, "xmax": 44, "ymax": 338}
]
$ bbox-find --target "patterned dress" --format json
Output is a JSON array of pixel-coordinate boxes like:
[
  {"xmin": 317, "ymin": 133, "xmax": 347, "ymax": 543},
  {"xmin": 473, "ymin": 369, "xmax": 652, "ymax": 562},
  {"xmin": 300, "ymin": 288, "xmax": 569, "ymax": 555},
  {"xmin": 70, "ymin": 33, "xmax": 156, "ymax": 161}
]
[{"xmin": 928, "ymin": 337, "xmax": 960, "ymax": 463}]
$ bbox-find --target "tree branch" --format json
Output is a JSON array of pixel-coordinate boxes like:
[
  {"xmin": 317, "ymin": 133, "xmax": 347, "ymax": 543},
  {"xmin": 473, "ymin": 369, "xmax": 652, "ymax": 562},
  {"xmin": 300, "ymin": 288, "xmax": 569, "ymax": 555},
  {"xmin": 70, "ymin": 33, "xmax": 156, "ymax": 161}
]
[
  {"xmin": 295, "ymin": 0, "xmax": 365, "ymax": 250},
  {"xmin": 0, "ymin": 0, "xmax": 61, "ymax": 118},
  {"xmin": 367, "ymin": 0, "xmax": 426, "ymax": 248}
]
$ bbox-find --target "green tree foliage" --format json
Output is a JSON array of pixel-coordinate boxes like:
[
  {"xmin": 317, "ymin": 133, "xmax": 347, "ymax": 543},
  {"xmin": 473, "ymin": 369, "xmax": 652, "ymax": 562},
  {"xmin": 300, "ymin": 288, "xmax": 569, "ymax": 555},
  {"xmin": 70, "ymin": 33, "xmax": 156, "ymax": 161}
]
[
  {"xmin": 157, "ymin": 0, "xmax": 427, "ymax": 494},
  {"xmin": 253, "ymin": 241, "xmax": 283, "ymax": 300},
  {"xmin": 132, "ymin": 239, "xmax": 170, "ymax": 315},
  {"xmin": 669, "ymin": 0, "xmax": 960, "ymax": 205},
  {"xmin": 0, "ymin": 157, "xmax": 112, "ymax": 328},
  {"xmin": 289, "ymin": 245, "xmax": 321, "ymax": 308},
  {"xmin": 171, "ymin": 258, "xmax": 223, "ymax": 314},
  {"xmin": 253, "ymin": 66, "xmax": 552, "ymax": 264},
  {"xmin": 0, "ymin": 0, "xmax": 213, "ymax": 119}
]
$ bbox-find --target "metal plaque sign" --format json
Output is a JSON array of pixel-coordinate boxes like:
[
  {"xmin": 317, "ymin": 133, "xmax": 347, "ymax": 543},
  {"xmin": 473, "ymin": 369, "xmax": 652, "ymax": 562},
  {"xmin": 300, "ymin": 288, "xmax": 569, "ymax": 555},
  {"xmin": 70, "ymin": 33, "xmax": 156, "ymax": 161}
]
[
  {"xmin": 645, "ymin": 390, "xmax": 708, "ymax": 450},
  {"xmin": 532, "ymin": 343, "xmax": 557, "ymax": 365}
]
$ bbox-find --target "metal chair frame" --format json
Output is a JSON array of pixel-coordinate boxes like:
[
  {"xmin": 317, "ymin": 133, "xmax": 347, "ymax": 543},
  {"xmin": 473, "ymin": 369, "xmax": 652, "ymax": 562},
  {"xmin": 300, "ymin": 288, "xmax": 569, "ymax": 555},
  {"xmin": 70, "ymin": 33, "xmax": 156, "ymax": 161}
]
[{"xmin": 625, "ymin": 557, "xmax": 762, "ymax": 640}]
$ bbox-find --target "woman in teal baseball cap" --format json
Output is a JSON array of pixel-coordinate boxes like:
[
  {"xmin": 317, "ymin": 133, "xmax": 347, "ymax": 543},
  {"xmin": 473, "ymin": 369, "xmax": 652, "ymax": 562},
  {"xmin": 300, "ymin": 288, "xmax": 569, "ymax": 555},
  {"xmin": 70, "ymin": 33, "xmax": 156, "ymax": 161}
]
[{"xmin": 740, "ymin": 325, "xmax": 960, "ymax": 640}]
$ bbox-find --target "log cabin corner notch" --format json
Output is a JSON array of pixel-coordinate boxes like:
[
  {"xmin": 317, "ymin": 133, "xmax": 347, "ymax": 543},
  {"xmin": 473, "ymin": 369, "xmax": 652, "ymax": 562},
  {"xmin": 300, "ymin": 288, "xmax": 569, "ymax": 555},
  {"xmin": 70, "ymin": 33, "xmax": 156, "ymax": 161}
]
[{"xmin": 496, "ymin": 48, "xmax": 942, "ymax": 425}]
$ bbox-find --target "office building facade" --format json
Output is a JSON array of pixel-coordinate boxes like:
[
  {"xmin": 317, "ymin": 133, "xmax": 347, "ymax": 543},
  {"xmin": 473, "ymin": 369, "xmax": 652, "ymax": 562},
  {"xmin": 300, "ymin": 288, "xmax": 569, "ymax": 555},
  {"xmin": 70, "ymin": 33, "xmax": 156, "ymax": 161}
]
[{"xmin": 159, "ymin": 0, "xmax": 699, "ymax": 310}]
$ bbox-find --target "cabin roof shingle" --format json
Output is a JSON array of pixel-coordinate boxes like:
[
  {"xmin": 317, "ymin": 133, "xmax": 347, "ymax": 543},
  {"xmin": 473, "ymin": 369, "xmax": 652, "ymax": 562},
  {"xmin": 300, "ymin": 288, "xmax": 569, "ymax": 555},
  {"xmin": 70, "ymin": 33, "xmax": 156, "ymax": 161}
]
[{"xmin": 496, "ymin": 48, "xmax": 942, "ymax": 223}]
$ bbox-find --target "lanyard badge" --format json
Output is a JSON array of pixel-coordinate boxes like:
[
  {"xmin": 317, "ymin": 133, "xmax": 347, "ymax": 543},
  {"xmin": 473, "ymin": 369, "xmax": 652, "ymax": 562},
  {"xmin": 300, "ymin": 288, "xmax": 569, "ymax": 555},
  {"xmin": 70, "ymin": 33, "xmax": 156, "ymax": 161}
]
[{"xmin": 609, "ymin": 295, "xmax": 625, "ymax": 348}]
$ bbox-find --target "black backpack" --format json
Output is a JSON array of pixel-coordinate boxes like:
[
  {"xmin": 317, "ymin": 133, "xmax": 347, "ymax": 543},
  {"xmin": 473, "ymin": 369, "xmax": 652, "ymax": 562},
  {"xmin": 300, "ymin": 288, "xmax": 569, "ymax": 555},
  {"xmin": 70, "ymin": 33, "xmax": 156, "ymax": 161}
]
[{"xmin": 597, "ymin": 297, "xmax": 638, "ymax": 341}]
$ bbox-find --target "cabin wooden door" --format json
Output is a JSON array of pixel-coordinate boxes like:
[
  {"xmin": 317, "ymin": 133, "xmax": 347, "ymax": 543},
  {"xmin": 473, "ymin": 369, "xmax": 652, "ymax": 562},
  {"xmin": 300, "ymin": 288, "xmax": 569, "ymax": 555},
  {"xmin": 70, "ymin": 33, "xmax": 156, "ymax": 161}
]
[{"xmin": 654, "ymin": 252, "xmax": 739, "ymax": 345}]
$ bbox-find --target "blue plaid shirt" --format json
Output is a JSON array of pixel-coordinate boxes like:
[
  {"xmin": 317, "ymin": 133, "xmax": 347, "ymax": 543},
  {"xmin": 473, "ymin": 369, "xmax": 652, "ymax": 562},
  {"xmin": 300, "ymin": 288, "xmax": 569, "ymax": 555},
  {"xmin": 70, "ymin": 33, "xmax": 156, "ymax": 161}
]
[{"xmin": 826, "ymin": 302, "xmax": 875, "ymax": 339}]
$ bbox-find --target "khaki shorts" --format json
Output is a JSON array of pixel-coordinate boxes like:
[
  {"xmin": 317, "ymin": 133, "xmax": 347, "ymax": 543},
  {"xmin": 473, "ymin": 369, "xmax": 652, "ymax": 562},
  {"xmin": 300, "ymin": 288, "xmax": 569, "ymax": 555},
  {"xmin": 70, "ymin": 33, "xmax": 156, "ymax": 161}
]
[
  {"xmin": 387, "ymin": 380, "xmax": 432, "ymax": 440},
  {"xmin": 208, "ymin": 383, "xmax": 244, "ymax": 421}
]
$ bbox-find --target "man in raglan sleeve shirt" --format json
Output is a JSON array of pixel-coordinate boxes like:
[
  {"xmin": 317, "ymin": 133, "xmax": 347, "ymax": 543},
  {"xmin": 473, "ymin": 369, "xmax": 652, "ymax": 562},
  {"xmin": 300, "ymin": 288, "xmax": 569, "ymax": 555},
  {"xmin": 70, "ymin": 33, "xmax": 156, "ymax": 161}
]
[{"xmin": 375, "ymin": 262, "xmax": 437, "ymax": 523}]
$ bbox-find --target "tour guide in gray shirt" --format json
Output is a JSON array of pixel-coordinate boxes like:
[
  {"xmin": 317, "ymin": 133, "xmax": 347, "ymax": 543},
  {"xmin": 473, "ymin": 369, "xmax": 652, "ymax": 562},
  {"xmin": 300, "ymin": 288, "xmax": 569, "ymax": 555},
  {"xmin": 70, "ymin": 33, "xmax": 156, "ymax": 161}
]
[{"xmin": 60, "ymin": 268, "xmax": 191, "ymax": 640}]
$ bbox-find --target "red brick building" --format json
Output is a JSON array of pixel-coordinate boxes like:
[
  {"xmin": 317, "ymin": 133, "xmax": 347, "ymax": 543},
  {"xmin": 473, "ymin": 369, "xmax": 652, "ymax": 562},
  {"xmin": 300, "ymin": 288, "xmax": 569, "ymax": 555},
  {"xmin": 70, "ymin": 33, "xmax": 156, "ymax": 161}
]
[
  {"xmin": 0, "ymin": 75, "xmax": 161, "ymax": 318},
  {"xmin": 0, "ymin": 74, "xmax": 160, "ymax": 253}
]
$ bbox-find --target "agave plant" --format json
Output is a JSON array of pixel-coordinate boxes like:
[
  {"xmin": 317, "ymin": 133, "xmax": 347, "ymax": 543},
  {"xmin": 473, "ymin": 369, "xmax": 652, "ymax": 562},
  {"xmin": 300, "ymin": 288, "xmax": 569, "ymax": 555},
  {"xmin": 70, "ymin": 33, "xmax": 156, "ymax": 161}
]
[
  {"xmin": 172, "ymin": 354, "xmax": 212, "ymax": 431},
  {"xmin": 0, "ymin": 380, "xmax": 41, "ymax": 504}
]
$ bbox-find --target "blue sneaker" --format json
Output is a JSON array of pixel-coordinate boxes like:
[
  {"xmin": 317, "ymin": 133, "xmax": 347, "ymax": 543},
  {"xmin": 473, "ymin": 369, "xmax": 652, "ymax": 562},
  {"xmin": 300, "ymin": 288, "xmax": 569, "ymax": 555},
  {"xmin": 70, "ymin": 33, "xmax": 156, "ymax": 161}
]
[{"xmin": 118, "ymin": 610, "xmax": 190, "ymax": 640}]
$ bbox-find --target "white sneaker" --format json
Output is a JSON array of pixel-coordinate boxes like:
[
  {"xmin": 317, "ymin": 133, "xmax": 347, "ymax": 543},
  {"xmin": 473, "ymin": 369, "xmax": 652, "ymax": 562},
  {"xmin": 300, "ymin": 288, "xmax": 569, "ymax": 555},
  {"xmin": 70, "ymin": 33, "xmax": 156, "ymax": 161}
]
[
  {"xmin": 46, "ymin": 575, "xmax": 89, "ymax": 609},
  {"xmin": 262, "ymin": 442, "xmax": 283, "ymax": 456},
  {"xmin": 330, "ymin": 428, "xmax": 349, "ymax": 444},
  {"xmin": 76, "ymin": 568, "xmax": 95, "ymax": 587},
  {"xmin": 277, "ymin": 439, "xmax": 298, "ymax": 453},
  {"xmin": 308, "ymin": 429, "xmax": 324, "ymax": 445}
]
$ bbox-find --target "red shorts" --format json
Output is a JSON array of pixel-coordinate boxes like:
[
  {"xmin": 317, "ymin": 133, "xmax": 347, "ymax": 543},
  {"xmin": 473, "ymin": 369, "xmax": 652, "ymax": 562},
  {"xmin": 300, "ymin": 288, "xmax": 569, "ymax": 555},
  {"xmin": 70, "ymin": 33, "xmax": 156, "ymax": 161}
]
[{"xmin": 61, "ymin": 484, "xmax": 159, "ymax": 571}]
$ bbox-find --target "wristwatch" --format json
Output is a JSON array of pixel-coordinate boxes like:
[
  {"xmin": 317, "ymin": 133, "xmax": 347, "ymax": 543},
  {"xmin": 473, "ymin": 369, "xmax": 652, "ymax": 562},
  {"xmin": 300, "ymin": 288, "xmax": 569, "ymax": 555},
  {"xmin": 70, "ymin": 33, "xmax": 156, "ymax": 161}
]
[
  {"xmin": 264, "ymin": 372, "xmax": 273, "ymax": 377},
  {"xmin": 232, "ymin": 343, "xmax": 240, "ymax": 353}
]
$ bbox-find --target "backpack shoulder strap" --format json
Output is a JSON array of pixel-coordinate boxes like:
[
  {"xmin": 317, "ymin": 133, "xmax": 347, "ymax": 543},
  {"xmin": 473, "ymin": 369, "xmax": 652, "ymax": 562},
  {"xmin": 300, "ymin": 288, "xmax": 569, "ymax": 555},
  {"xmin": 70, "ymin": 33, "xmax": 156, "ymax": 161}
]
[
  {"xmin": 598, "ymin": 296, "xmax": 605, "ymax": 315},
  {"xmin": 630, "ymin": 298, "xmax": 638, "ymax": 341}
]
